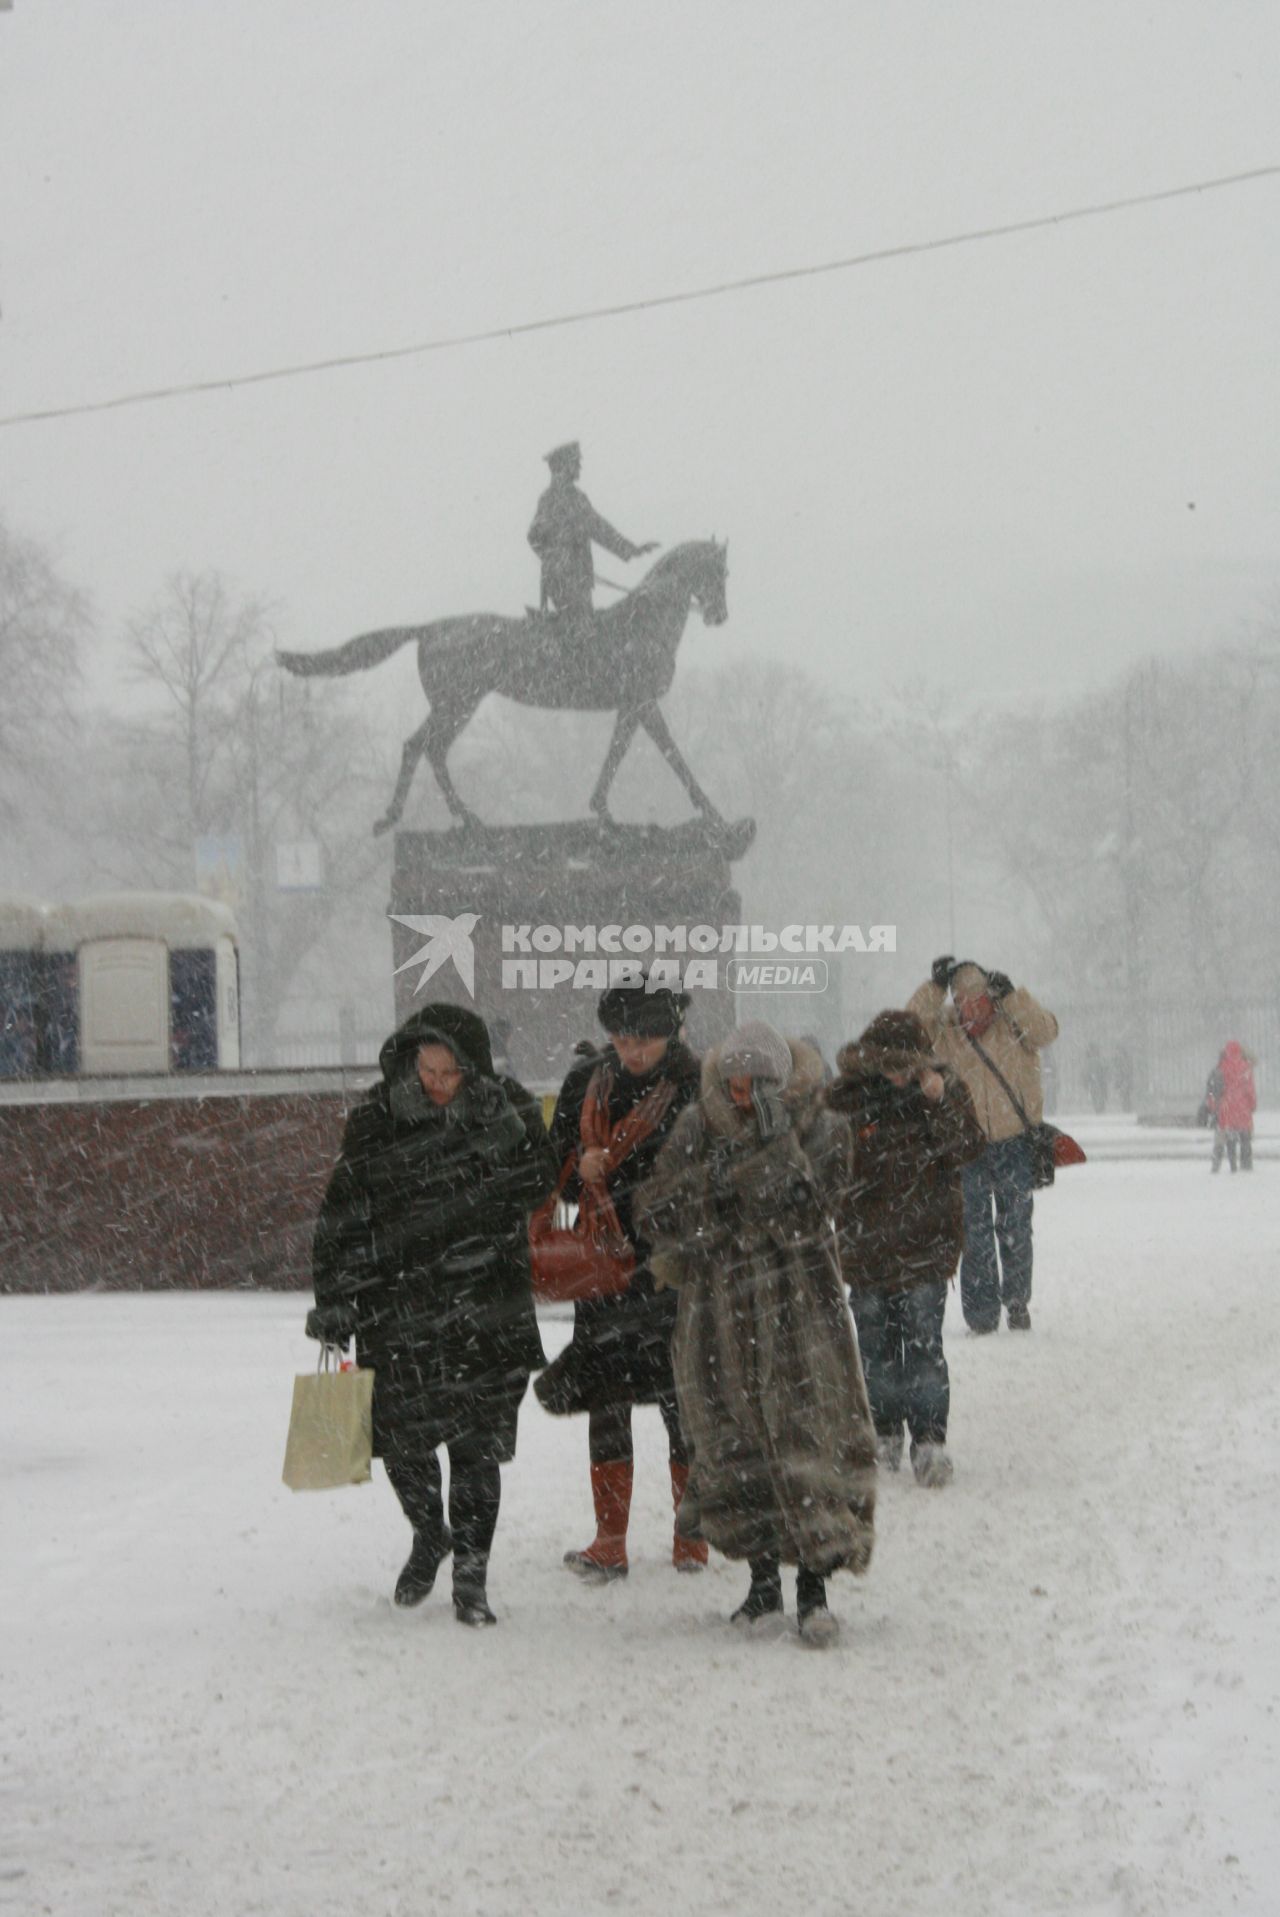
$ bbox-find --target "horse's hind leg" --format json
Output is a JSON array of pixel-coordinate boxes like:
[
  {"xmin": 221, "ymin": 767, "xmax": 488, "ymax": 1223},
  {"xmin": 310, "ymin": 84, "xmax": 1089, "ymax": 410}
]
[
  {"xmin": 638, "ymin": 701, "xmax": 723, "ymax": 821},
  {"xmin": 373, "ymin": 717, "xmax": 433, "ymax": 836}
]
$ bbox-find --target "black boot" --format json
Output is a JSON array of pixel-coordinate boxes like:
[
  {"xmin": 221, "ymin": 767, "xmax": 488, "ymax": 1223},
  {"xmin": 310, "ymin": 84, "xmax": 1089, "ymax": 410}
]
[
  {"xmin": 796, "ymin": 1566, "xmax": 838, "ymax": 1646},
  {"xmin": 448, "ymin": 1452, "xmax": 501, "ymax": 1625},
  {"xmin": 387, "ymin": 1454, "xmax": 452, "ymax": 1606},
  {"xmin": 453, "ymin": 1557, "xmax": 497, "ymax": 1628},
  {"xmin": 394, "ymin": 1530, "xmax": 449, "ymax": 1608},
  {"xmin": 731, "ymin": 1557, "xmax": 784, "ymax": 1626}
]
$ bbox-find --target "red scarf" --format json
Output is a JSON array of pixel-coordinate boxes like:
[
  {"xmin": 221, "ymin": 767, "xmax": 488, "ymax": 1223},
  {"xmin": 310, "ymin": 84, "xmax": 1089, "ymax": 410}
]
[{"xmin": 575, "ymin": 1066, "xmax": 677, "ymax": 1246}]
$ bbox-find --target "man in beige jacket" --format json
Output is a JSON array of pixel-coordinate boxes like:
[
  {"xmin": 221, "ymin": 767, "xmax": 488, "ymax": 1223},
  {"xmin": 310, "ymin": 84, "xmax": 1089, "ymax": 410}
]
[{"xmin": 907, "ymin": 958, "xmax": 1059, "ymax": 1333}]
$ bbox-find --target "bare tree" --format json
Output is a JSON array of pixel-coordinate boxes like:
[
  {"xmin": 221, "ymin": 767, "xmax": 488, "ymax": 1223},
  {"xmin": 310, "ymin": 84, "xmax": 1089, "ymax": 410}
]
[
  {"xmin": 0, "ymin": 514, "xmax": 88, "ymax": 823},
  {"xmin": 125, "ymin": 570, "xmax": 269, "ymax": 841}
]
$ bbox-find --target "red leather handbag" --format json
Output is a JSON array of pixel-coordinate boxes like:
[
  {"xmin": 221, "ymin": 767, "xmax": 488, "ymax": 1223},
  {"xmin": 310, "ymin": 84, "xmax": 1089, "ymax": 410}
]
[
  {"xmin": 528, "ymin": 1065, "xmax": 676, "ymax": 1303},
  {"xmin": 528, "ymin": 1160, "xmax": 635, "ymax": 1303}
]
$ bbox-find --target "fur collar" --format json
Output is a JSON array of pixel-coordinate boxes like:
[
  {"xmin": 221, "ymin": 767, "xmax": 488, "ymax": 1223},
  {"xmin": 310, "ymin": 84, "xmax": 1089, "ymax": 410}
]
[{"xmin": 700, "ymin": 1036, "xmax": 828, "ymax": 1141}]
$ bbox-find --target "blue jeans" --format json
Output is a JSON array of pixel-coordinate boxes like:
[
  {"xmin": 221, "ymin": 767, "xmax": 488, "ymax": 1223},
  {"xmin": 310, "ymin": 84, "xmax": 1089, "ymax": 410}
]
[
  {"xmin": 850, "ymin": 1282, "xmax": 949, "ymax": 1446},
  {"xmin": 961, "ymin": 1135, "xmax": 1034, "ymax": 1329}
]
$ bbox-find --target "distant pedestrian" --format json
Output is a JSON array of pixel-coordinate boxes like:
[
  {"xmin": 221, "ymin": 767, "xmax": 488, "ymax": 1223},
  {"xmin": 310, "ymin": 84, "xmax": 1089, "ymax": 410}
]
[
  {"xmin": 1113, "ymin": 1044, "xmax": 1134, "ymax": 1112},
  {"xmin": 1203, "ymin": 1042, "xmax": 1257, "ymax": 1173},
  {"xmin": 828, "ymin": 1011, "xmax": 985, "ymax": 1487},
  {"xmin": 1083, "ymin": 1043, "xmax": 1109, "ymax": 1115},
  {"xmin": 909, "ymin": 958, "xmax": 1059, "ymax": 1333}
]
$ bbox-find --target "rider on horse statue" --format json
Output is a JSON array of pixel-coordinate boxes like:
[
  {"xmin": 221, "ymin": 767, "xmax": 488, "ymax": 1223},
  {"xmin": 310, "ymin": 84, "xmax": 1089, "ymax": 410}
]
[{"xmin": 527, "ymin": 442, "xmax": 658, "ymax": 625}]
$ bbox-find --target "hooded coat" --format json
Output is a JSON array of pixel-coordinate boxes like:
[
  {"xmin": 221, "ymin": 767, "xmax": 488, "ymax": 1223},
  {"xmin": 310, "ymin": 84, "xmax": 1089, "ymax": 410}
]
[
  {"xmin": 311, "ymin": 1005, "xmax": 557, "ymax": 1463},
  {"xmin": 635, "ymin": 1038, "xmax": 877, "ymax": 1575},
  {"xmin": 1208, "ymin": 1042, "xmax": 1257, "ymax": 1133},
  {"xmin": 534, "ymin": 1037, "xmax": 701, "ymax": 1415},
  {"xmin": 828, "ymin": 1039, "xmax": 986, "ymax": 1293}
]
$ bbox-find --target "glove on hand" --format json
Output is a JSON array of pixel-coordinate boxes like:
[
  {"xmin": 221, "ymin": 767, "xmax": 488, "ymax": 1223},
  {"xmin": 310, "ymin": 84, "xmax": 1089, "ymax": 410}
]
[
  {"xmin": 305, "ymin": 1305, "xmax": 355, "ymax": 1348},
  {"xmin": 708, "ymin": 1146, "xmax": 737, "ymax": 1211},
  {"xmin": 931, "ymin": 954, "xmax": 956, "ymax": 990},
  {"xmin": 778, "ymin": 1170, "xmax": 818, "ymax": 1217},
  {"xmin": 985, "ymin": 970, "xmax": 1013, "ymax": 1001}
]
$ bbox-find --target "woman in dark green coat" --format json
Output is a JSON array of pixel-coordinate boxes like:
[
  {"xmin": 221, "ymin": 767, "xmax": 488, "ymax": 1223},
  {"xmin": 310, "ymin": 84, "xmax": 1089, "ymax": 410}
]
[{"xmin": 306, "ymin": 1004, "xmax": 557, "ymax": 1625}]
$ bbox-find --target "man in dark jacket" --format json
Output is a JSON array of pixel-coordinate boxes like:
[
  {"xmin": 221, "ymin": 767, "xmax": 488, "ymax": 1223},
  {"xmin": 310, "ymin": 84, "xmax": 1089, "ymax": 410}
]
[
  {"xmin": 527, "ymin": 441, "xmax": 657, "ymax": 624},
  {"xmin": 828, "ymin": 1010, "xmax": 985, "ymax": 1487},
  {"xmin": 536, "ymin": 979, "xmax": 701, "ymax": 1580},
  {"xmin": 306, "ymin": 1004, "xmax": 556, "ymax": 1624}
]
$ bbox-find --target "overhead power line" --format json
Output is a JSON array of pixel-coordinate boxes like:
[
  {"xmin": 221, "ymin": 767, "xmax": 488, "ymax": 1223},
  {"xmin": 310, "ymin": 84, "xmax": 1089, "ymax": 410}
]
[{"xmin": 2, "ymin": 162, "xmax": 1277, "ymax": 431}]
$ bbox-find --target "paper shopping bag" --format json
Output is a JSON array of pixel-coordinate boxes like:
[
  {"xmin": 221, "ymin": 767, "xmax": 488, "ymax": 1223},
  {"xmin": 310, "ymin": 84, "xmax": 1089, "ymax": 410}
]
[{"xmin": 281, "ymin": 1357, "xmax": 374, "ymax": 1491}]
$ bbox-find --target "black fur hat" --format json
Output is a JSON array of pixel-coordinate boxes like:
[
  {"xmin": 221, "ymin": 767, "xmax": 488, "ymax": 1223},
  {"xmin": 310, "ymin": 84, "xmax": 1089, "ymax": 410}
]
[{"xmin": 597, "ymin": 978, "xmax": 689, "ymax": 1038}]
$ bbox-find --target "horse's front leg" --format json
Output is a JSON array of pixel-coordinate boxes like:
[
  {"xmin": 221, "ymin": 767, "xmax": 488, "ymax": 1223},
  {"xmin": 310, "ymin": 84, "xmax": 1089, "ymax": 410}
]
[
  {"xmin": 589, "ymin": 706, "xmax": 643, "ymax": 822},
  {"xmin": 373, "ymin": 718, "xmax": 432, "ymax": 836},
  {"xmin": 638, "ymin": 701, "xmax": 724, "ymax": 822}
]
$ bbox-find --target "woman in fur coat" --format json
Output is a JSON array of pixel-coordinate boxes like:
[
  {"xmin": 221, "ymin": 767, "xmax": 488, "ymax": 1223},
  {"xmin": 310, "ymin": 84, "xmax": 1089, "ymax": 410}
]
[
  {"xmin": 306, "ymin": 1004, "xmax": 556, "ymax": 1626},
  {"xmin": 636, "ymin": 1022, "xmax": 877, "ymax": 1645},
  {"xmin": 827, "ymin": 1010, "xmax": 985, "ymax": 1487}
]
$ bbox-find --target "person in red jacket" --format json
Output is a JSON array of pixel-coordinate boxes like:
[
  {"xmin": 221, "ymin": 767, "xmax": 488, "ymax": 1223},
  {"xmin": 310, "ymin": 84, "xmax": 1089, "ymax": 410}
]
[{"xmin": 1204, "ymin": 1041, "xmax": 1257, "ymax": 1173}]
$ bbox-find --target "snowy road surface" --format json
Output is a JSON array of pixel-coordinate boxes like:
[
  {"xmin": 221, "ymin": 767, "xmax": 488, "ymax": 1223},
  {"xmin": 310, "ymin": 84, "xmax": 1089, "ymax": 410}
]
[{"xmin": 4, "ymin": 1161, "xmax": 1278, "ymax": 1916}]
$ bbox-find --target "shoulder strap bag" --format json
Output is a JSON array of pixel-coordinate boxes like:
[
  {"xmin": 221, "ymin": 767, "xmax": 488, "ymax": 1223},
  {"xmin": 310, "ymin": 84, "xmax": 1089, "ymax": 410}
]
[{"xmin": 962, "ymin": 1027, "xmax": 1085, "ymax": 1189}]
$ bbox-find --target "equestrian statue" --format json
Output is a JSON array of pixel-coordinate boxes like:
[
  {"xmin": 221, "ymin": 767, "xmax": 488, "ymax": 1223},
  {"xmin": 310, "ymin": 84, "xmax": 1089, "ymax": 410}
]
[{"xmin": 277, "ymin": 507, "xmax": 731, "ymax": 835}]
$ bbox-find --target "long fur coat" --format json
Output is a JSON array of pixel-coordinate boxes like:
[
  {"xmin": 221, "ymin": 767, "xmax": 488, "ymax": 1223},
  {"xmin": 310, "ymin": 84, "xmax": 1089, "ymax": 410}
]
[{"xmin": 635, "ymin": 1039, "xmax": 876, "ymax": 1575}]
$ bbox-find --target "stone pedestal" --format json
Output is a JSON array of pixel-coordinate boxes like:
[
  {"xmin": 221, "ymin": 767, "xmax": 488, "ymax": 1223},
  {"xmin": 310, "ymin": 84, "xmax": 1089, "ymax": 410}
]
[{"xmin": 389, "ymin": 817, "xmax": 755, "ymax": 1088}]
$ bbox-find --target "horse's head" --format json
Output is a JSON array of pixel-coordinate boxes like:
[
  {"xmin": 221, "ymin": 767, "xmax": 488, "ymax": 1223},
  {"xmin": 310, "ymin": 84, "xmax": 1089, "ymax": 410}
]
[{"xmin": 643, "ymin": 539, "xmax": 729, "ymax": 627}]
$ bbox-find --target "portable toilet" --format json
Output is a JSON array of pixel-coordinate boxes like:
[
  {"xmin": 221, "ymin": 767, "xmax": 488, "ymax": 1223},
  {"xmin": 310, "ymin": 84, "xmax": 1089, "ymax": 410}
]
[
  {"xmin": 48, "ymin": 893, "xmax": 240, "ymax": 1076},
  {"xmin": 0, "ymin": 897, "xmax": 48, "ymax": 1079}
]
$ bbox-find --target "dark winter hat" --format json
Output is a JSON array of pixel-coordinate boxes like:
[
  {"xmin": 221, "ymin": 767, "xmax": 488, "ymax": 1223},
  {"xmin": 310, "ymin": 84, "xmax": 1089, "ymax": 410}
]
[
  {"xmin": 544, "ymin": 440, "xmax": 581, "ymax": 472},
  {"xmin": 598, "ymin": 977, "xmax": 689, "ymax": 1038},
  {"xmin": 839, "ymin": 1009, "xmax": 934, "ymax": 1077},
  {"xmin": 378, "ymin": 1003, "xmax": 495, "ymax": 1085}
]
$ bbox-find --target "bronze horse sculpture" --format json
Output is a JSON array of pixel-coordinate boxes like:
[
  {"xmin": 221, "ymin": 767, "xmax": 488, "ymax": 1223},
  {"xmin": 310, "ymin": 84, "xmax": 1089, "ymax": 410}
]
[{"xmin": 277, "ymin": 540, "xmax": 730, "ymax": 835}]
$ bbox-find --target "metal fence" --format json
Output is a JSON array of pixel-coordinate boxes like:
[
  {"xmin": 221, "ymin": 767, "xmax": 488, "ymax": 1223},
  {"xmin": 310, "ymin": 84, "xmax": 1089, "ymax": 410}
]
[{"xmin": 1044, "ymin": 1000, "xmax": 1275, "ymax": 1115}]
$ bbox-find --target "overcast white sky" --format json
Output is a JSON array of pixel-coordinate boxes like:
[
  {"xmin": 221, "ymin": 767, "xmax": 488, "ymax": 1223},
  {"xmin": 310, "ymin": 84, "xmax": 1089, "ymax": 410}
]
[{"xmin": 3, "ymin": 1, "xmax": 1278, "ymax": 713}]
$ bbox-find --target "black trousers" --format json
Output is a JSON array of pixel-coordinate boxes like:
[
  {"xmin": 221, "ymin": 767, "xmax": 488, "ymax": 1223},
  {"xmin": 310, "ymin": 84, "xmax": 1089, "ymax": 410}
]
[{"xmin": 385, "ymin": 1441, "xmax": 501, "ymax": 1590}]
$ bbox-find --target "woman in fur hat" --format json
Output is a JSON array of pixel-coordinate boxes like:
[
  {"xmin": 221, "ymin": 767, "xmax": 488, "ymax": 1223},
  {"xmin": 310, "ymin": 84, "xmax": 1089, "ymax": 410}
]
[
  {"xmin": 636, "ymin": 1021, "xmax": 877, "ymax": 1645},
  {"xmin": 536, "ymin": 980, "xmax": 702, "ymax": 1580},
  {"xmin": 305, "ymin": 1004, "xmax": 556, "ymax": 1625},
  {"xmin": 827, "ymin": 1010, "xmax": 985, "ymax": 1487}
]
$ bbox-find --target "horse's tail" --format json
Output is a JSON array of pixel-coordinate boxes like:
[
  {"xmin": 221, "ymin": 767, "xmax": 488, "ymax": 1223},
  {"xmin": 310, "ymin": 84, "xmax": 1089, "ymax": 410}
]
[{"xmin": 276, "ymin": 626, "xmax": 419, "ymax": 679}]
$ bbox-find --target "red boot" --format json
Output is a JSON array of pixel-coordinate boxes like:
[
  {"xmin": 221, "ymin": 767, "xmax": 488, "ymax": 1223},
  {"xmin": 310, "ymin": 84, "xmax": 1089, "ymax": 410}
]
[
  {"xmin": 564, "ymin": 1460, "xmax": 632, "ymax": 1581},
  {"xmin": 670, "ymin": 1460, "xmax": 708, "ymax": 1572}
]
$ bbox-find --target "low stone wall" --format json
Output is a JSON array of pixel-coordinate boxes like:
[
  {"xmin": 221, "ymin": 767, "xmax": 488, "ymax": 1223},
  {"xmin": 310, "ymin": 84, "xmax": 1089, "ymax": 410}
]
[
  {"xmin": 0, "ymin": 1082, "xmax": 356, "ymax": 1293},
  {"xmin": 0, "ymin": 1074, "xmax": 564, "ymax": 1294}
]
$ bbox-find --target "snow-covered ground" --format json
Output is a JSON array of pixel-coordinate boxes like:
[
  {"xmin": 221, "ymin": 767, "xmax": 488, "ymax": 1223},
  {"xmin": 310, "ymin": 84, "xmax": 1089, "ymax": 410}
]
[{"xmin": 5, "ymin": 1156, "xmax": 1278, "ymax": 1916}]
